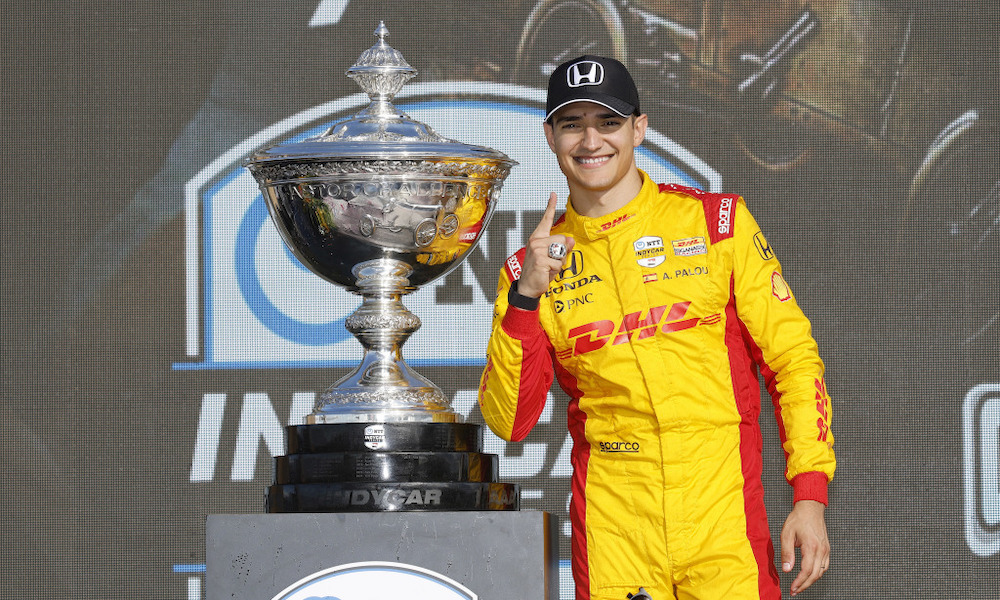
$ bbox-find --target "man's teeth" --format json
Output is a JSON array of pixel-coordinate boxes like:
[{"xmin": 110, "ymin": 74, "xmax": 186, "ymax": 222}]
[{"xmin": 577, "ymin": 156, "xmax": 608, "ymax": 165}]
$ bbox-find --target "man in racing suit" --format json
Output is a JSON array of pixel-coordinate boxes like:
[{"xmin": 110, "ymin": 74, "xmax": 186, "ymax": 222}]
[{"xmin": 478, "ymin": 55, "xmax": 835, "ymax": 600}]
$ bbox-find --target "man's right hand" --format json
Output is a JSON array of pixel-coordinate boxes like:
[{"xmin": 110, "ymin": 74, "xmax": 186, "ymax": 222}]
[{"xmin": 516, "ymin": 192, "xmax": 575, "ymax": 298}]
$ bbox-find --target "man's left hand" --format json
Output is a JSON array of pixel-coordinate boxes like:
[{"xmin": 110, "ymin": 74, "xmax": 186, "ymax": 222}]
[{"xmin": 780, "ymin": 499, "xmax": 829, "ymax": 596}]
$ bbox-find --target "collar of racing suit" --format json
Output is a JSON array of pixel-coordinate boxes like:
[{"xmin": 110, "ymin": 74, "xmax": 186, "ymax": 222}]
[{"xmin": 563, "ymin": 169, "xmax": 659, "ymax": 241}]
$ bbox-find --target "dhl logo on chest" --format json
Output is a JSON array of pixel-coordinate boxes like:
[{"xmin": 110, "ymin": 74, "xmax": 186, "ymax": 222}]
[{"xmin": 564, "ymin": 302, "xmax": 721, "ymax": 357}]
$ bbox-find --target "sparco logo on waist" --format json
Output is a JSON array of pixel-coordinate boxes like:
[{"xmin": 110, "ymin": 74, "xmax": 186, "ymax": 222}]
[
  {"xmin": 568, "ymin": 61, "xmax": 604, "ymax": 87},
  {"xmin": 599, "ymin": 441, "xmax": 640, "ymax": 453}
]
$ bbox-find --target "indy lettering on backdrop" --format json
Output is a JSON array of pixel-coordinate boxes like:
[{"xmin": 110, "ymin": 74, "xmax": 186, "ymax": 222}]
[{"xmin": 189, "ymin": 392, "xmax": 315, "ymax": 482}]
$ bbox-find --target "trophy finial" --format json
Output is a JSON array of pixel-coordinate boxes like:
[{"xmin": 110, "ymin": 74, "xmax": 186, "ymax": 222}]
[{"xmin": 346, "ymin": 21, "xmax": 416, "ymax": 103}]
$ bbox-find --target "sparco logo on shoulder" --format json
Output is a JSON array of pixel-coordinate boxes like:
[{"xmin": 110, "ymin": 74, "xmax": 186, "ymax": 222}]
[{"xmin": 718, "ymin": 197, "xmax": 734, "ymax": 234}]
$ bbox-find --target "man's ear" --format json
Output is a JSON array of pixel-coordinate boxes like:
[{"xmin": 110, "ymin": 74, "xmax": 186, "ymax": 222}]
[
  {"xmin": 543, "ymin": 121, "xmax": 556, "ymax": 152},
  {"xmin": 632, "ymin": 113, "xmax": 648, "ymax": 148}
]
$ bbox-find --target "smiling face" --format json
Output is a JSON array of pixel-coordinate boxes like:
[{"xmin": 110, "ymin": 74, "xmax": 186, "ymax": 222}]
[{"xmin": 544, "ymin": 101, "xmax": 648, "ymax": 216}]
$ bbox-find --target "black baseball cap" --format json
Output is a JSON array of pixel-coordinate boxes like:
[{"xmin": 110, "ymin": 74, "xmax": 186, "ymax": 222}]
[{"xmin": 545, "ymin": 55, "xmax": 640, "ymax": 121}]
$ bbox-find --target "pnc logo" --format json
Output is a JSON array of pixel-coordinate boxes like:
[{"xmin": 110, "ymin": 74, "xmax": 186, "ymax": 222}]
[
  {"xmin": 566, "ymin": 302, "xmax": 720, "ymax": 356},
  {"xmin": 554, "ymin": 293, "xmax": 594, "ymax": 313}
]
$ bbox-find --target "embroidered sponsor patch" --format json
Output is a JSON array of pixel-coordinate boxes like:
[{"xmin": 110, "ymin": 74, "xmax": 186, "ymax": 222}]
[
  {"xmin": 771, "ymin": 271, "xmax": 792, "ymax": 302},
  {"xmin": 718, "ymin": 196, "xmax": 734, "ymax": 234},
  {"xmin": 672, "ymin": 236, "xmax": 707, "ymax": 257},
  {"xmin": 505, "ymin": 254, "xmax": 522, "ymax": 281},
  {"xmin": 598, "ymin": 440, "xmax": 640, "ymax": 453},
  {"xmin": 754, "ymin": 231, "xmax": 774, "ymax": 260},
  {"xmin": 601, "ymin": 213, "xmax": 633, "ymax": 231},
  {"xmin": 634, "ymin": 235, "xmax": 666, "ymax": 267}
]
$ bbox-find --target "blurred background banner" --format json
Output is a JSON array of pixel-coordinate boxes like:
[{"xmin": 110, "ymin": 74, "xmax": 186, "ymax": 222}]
[{"xmin": 3, "ymin": 1, "xmax": 997, "ymax": 598}]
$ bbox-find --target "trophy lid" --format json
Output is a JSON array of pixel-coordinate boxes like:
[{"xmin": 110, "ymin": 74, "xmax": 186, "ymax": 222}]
[{"xmin": 245, "ymin": 22, "xmax": 515, "ymax": 167}]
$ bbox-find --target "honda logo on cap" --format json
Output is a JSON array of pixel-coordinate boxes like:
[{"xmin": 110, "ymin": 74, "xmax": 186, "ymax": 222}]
[{"xmin": 567, "ymin": 61, "xmax": 604, "ymax": 87}]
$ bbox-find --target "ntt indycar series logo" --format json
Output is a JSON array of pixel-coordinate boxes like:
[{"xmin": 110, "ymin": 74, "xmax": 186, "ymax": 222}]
[
  {"xmin": 271, "ymin": 561, "xmax": 476, "ymax": 600},
  {"xmin": 177, "ymin": 83, "xmax": 720, "ymax": 370}
]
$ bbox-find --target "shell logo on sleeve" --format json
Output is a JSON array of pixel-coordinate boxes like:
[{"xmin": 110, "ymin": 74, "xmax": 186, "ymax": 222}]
[{"xmin": 771, "ymin": 271, "xmax": 792, "ymax": 302}]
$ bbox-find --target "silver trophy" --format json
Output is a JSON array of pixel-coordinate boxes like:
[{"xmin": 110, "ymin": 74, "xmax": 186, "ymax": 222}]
[{"xmin": 244, "ymin": 23, "xmax": 516, "ymax": 425}]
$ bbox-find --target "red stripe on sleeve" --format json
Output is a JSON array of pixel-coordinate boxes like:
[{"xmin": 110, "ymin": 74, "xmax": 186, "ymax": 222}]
[
  {"xmin": 498, "ymin": 307, "xmax": 553, "ymax": 442},
  {"xmin": 509, "ymin": 334, "xmax": 554, "ymax": 442},
  {"xmin": 724, "ymin": 276, "xmax": 781, "ymax": 599}
]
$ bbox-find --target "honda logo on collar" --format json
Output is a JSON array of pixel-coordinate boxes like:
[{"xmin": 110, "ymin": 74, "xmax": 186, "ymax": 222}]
[{"xmin": 567, "ymin": 61, "xmax": 604, "ymax": 87}]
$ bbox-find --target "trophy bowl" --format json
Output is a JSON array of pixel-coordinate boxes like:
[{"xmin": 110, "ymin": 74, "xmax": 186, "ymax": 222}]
[{"xmin": 244, "ymin": 22, "xmax": 516, "ymax": 424}]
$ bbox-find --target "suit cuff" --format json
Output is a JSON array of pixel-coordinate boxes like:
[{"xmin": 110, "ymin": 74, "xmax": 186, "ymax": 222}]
[
  {"xmin": 792, "ymin": 472, "xmax": 829, "ymax": 506},
  {"xmin": 501, "ymin": 302, "xmax": 542, "ymax": 340}
]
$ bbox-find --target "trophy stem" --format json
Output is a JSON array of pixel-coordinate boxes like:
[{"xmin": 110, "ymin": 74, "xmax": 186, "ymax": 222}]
[{"xmin": 308, "ymin": 258, "xmax": 456, "ymax": 424}]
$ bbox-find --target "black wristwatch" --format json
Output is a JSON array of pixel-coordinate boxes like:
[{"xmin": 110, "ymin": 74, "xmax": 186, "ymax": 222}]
[{"xmin": 508, "ymin": 279, "xmax": 540, "ymax": 311}]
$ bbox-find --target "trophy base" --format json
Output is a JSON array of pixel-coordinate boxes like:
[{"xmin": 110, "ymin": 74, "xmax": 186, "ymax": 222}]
[
  {"xmin": 266, "ymin": 482, "xmax": 520, "ymax": 512},
  {"xmin": 286, "ymin": 422, "xmax": 483, "ymax": 453},
  {"xmin": 273, "ymin": 451, "xmax": 498, "ymax": 484}
]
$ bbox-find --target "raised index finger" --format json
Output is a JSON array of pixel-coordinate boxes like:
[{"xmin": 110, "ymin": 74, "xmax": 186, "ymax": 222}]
[{"xmin": 530, "ymin": 192, "xmax": 560, "ymax": 240}]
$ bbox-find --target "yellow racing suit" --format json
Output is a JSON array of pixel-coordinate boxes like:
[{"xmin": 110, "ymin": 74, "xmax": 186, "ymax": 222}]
[{"xmin": 478, "ymin": 173, "xmax": 835, "ymax": 600}]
